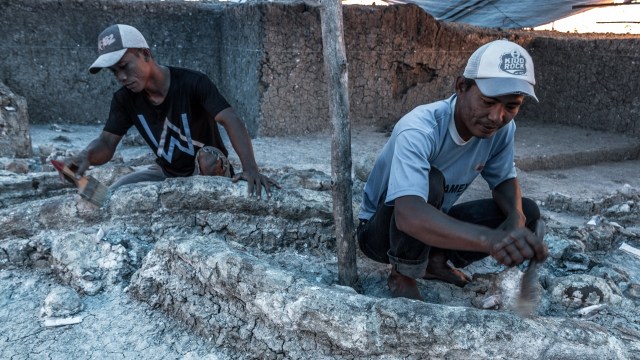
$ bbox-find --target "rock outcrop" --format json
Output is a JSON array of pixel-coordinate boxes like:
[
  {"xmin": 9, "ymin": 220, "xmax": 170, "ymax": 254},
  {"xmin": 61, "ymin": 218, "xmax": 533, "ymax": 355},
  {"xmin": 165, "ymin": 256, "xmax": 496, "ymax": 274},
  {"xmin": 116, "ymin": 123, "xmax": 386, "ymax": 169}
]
[
  {"xmin": 2, "ymin": 174, "xmax": 639, "ymax": 358},
  {"xmin": 0, "ymin": 81, "xmax": 31, "ymax": 158}
]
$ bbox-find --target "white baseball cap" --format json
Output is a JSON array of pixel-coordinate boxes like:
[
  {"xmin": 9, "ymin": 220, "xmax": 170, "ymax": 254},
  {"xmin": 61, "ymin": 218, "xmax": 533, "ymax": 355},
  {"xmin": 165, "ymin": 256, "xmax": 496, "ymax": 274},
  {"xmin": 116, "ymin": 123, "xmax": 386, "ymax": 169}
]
[
  {"xmin": 463, "ymin": 39, "xmax": 538, "ymax": 102},
  {"xmin": 89, "ymin": 24, "xmax": 149, "ymax": 74}
]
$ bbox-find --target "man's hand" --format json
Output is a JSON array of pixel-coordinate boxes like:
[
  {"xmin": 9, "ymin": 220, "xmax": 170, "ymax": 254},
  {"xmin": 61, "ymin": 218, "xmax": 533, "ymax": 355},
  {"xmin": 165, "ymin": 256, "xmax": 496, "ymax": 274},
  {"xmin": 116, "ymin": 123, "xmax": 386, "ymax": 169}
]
[
  {"xmin": 62, "ymin": 150, "xmax": 92, "ymax": 179},
  {"xmin": 232, "ymin": 168, "xmax": 281, "ymax": 199},
  {"xmin": 60, "ymin": 131, "xmax": 121, "ymax": 180},
  {"xmin": 214, "ymin": 108, "xmax": 279, "ymax": 199},
  {"xmin": 488, "ymin": 227, "xmax": 548, "ymax": 267}
]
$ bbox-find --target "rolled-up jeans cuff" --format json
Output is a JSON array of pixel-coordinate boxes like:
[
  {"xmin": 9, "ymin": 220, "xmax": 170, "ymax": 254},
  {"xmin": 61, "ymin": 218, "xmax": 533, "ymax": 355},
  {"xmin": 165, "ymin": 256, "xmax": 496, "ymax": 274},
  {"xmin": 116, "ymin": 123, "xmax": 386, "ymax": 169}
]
[{"xmin": 387, "ymin": 252, "xmax": 428, "ymax": 279}]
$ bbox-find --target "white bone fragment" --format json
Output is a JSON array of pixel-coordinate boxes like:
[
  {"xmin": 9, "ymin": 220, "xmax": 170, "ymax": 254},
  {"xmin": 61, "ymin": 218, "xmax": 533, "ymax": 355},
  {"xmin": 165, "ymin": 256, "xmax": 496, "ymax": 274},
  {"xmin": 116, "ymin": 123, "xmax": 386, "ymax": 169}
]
[
  {"xmin": 577, "ymin": 304, "xmax": 607, "ymax": 316},
  {"xmin": 42, "ymin": 316, "xmax": 83, "ymax": 327},
  {"xmin": 619, "ymin": 243, "xmax": 640, "ymax": 258}
]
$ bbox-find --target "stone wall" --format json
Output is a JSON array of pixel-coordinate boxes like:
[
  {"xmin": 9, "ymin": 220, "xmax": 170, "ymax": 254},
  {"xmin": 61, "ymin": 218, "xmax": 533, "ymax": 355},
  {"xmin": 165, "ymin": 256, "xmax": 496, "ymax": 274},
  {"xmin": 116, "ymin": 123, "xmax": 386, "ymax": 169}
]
[
  {"xmin": 258, "ymin": 4, "xmax": 537, "ymax": 135},
  {"xmin": 0, "ymin": 0, "xmax": 638, "ymax": 137},
  {"xmin": 0, "ymin": 0, "xmax": 264, "ymax": 135},
  {"xmin": 526, "ymin": 36, "xmax": 640, "ymax": 135}
]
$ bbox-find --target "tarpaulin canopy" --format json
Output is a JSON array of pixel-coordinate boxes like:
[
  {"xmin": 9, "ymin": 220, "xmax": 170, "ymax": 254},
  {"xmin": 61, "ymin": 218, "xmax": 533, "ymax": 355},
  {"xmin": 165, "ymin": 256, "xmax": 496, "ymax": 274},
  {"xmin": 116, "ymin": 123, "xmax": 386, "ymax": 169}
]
[{"xmin": 386, "ymin": 0, "xmax": 626, "ymax": 29}]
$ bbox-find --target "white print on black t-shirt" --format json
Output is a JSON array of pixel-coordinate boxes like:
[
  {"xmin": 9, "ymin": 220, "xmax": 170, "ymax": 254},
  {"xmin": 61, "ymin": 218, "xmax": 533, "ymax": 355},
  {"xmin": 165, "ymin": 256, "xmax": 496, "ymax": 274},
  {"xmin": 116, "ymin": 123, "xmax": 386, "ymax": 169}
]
[{"xmin": 137, "ymin": 113, "xmax": 205, "ymax": 162}]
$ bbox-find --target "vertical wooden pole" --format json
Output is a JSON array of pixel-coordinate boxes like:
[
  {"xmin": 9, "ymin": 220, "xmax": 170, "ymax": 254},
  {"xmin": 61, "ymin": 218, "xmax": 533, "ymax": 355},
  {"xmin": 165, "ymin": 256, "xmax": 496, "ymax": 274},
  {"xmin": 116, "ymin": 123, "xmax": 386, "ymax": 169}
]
[{"xmin": 319, "ymin": 0, "xmax": 357, "ymax": 287}]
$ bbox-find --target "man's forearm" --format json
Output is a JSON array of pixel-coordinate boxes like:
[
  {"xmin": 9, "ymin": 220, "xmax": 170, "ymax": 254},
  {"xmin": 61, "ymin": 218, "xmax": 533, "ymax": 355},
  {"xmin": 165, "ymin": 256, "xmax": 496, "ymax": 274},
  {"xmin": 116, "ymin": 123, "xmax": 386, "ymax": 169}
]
[
  {"xmin": 215, "ymin": 108, "xmax": 259, "ymax": 172},
  {"xmin": 82, "ymin": 138, "xmax": 115, "ymax": 166},
  {"xmin": 227, "ymin": 124, "xmax": 258, "ymax": 171},
  {"xmin": 394, "ymin": 195, "xmax": 497, "ymax": 253},
  {"xmin": 492, "ymin": 178, "xmax": 526, "ymax": 228},
  {"xmin": 69, "ymin": 131, "xmax": 121, "ymax": 175}
]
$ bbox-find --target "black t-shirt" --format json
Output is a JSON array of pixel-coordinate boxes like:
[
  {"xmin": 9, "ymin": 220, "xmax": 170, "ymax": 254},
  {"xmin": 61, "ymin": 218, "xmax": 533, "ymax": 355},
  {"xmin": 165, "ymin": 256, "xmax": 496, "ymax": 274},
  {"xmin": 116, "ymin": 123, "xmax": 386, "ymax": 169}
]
[{"xmin": 104, "ymin": 67, "xmax": 231, "ymax": 177}]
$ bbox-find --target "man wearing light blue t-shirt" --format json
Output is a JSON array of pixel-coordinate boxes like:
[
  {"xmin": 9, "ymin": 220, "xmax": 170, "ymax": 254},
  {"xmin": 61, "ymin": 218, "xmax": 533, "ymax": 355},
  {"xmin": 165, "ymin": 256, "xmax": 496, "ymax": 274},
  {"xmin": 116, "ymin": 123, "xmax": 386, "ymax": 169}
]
[{"xmin": 357, "ymin": 39, "xmax": 549, "ymax": 301}]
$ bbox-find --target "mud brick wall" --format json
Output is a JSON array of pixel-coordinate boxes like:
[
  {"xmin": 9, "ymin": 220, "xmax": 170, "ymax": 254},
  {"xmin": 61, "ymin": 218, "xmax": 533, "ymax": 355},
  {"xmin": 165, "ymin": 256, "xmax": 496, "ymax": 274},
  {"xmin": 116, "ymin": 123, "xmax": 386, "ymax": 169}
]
[
  {"xmin": 0, "ymin": 0, "xmax": 638, "ymax": 137},
  {"xmin": 524, "ymin": 37, "xmax": 640, "ymax": 135},
  {"xmin": 259, "ymin": 4, "xmax": 533, "ymax": 135}
]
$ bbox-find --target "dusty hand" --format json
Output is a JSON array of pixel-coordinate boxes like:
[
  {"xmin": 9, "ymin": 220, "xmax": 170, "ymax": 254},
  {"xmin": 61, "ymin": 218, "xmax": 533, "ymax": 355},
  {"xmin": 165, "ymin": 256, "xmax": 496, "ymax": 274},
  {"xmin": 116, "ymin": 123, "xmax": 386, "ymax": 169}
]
[
  {"xmin": 489, "ymin": 227, "xmax": 548, "ymax": 267},
  {"xmin": 62, "ymin": 151, "xmax": 91, "ymax": 179},
  {"xmin": 232, "ymin": 169, "xmax": 281, "ymax": 199}
]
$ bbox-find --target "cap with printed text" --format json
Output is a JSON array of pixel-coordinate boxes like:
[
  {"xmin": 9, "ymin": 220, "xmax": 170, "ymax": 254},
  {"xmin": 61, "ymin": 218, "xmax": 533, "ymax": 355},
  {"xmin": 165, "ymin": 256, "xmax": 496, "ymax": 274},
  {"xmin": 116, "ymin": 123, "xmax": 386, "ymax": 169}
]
[
  {"xmin": 89, "ymin": 24, "xmax": 149, "ymax": 74},
  {"xmin": 464, "ymin": 39, "xmax": 538, "ymax": 102}
]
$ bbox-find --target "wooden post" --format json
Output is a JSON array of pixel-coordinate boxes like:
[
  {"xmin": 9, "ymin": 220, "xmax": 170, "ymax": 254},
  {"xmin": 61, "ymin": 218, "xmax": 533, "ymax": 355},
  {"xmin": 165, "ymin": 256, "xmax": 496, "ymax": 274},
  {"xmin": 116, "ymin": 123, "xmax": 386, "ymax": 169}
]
[{"xmin": 319, "ymin": 0, "xmax": 357, "ymax": 287}]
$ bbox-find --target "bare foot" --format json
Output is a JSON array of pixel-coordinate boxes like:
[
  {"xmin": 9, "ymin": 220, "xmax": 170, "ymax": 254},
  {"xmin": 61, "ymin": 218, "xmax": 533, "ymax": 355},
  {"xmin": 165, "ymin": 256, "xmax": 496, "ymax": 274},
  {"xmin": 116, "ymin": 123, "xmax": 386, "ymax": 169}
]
[
  {"xmin": 423, "ymin": 250, "xmax": 471, "ymax": 288},
  {"xmin": 388, "ymin": 266, "xmax": 424, "ymax": 301}
]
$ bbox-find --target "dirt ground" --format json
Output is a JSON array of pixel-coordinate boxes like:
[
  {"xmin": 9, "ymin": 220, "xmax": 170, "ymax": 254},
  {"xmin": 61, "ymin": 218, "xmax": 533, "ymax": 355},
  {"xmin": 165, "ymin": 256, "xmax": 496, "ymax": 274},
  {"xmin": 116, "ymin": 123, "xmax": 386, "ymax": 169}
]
[{"xmin": 2, "ymin": 122, "xmax": 640, "ymax": 358}]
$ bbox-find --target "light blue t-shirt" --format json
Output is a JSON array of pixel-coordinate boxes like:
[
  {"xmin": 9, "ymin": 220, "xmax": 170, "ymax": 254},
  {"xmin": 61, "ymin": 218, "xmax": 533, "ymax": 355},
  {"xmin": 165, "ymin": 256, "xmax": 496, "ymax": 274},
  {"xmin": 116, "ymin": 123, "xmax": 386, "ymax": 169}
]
[{"xmin": 359, "ymin": 94, "xmax": 517, "ymax": 220}]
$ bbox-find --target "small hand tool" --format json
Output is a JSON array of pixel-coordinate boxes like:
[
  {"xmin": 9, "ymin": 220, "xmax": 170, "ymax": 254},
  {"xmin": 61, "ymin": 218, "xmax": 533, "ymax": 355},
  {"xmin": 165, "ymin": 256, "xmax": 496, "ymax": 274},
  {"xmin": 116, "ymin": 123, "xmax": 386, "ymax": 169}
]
[
  {"xmin": 51, "ymin": 159, "xmax": 108, "ymax": 207},
  {"xmin": 516, "ymin": 220, "xmax": 545, "ymax": 317}
]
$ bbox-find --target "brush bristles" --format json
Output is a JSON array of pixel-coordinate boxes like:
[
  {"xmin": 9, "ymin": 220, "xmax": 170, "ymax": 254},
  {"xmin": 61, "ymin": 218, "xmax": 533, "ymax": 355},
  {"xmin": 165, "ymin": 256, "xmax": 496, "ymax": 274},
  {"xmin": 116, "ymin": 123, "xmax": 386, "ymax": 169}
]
[
  {"xmin": 516, "ymin": 260, "xmax": 539, "ymax": 317},
  {"xmin": 77, "ymin": 176, "xmax": 108, "ymax": 206}
]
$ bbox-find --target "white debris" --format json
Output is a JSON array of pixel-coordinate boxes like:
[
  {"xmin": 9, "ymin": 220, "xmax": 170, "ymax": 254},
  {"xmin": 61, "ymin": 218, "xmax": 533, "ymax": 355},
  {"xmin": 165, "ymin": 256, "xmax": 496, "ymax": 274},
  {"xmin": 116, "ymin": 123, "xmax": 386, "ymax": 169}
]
[
  {"xmin": 576, "ymin": 304, "xmax": 607, "ymax": 316},
  {"xmin": 618, "ymin": 203, "xmax": 631, "ymax": 213},
  {"xmin": 482, "ymin": 295, "xmax": 501, "ymax": 309},
  {"xmin": 95, "ymin": 226, "xmax": 106, "ymax": 243},
  {"xmin": 606, "ymin": 203, "xmax": 631, "ymax": 214},
  {"xmin": 42, "ymin": 316, "xmax": 83, "ymax": 327},
  {"xmin": 619, "ymin": 184, "xmax": 634, "ymax": 197},
  {"xmin": 619, "ymin": 243, "xmax": 640, "ymax": 258},
  {"xmin": 608, "ymin": 221, "xmax": 622, "ymax": 228}
]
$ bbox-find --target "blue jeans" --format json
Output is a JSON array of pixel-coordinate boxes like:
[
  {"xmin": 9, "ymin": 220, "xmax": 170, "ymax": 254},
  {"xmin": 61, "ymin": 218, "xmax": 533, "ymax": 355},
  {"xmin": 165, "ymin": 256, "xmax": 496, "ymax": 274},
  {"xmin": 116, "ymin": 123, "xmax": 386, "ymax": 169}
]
[{"xmin": 356, "ymin": 168, "xmax": 540, "ymax": 279}]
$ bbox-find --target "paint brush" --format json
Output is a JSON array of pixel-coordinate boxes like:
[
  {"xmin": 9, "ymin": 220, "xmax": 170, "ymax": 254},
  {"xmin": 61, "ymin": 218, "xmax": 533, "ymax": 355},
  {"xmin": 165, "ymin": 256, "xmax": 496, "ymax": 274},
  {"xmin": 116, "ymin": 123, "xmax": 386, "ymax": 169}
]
[
  {"xmin": 516, "ymin": 220, "xmax": 545, "ymax": 317},
  {"xmin": 51, "ymin": 159, "xmax": 108, "ymax": 207}
]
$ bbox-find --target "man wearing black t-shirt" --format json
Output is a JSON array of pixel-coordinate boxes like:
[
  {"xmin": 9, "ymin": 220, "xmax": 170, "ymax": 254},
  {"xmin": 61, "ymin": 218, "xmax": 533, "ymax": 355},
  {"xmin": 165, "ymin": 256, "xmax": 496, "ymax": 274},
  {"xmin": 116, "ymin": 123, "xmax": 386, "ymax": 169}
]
[{"xmin": 65, "ymin": 24, "xmax": 279, "ymax": 199}]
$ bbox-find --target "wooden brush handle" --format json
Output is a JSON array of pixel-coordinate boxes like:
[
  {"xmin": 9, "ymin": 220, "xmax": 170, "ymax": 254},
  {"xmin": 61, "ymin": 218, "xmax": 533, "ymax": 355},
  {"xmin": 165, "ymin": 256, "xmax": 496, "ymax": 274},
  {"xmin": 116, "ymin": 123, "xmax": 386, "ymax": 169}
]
[{"xmin": 51, "ymin": 159, "xmax": 79, "ymax": 186}]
